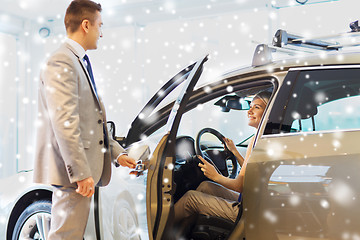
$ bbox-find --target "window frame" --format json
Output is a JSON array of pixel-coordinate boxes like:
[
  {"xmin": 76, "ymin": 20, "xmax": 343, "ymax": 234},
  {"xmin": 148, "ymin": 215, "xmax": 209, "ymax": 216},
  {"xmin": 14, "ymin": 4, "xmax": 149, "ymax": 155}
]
[{"xmin": 265, "ymin": 65, "xmax": 360, "ymax": 136}]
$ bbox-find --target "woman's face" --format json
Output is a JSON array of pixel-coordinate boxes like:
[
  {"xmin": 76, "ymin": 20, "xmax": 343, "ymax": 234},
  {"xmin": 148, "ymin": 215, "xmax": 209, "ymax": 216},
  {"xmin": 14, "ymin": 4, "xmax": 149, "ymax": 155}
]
[{"xmin": 247, "ymin": 98, "xmax": 267, "ymax": 128}]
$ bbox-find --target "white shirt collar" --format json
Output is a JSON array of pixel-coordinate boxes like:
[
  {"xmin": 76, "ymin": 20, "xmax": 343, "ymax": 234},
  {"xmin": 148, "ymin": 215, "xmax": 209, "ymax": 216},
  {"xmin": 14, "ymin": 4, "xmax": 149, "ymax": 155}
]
[{"xmin": 65, "ymin": 38, "xmax": 86, "ymax": 59}]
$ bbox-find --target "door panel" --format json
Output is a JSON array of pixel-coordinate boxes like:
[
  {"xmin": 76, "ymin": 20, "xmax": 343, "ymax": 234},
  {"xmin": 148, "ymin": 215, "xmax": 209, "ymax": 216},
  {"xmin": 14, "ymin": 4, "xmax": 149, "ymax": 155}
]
[
  {"xmin": 249, "ymin": 66, "xmax": 360, "ymax": 239},
  {"xmin": 146, "ymin": 55, "xmax": 208, "ymax": 240},
  {"xmin": 244, "ymin": 130, "xmax": 360, "ymax": 240},
  {"xmin": 146, "ymin": 134, "xmax": 170, "ymax": 239}
]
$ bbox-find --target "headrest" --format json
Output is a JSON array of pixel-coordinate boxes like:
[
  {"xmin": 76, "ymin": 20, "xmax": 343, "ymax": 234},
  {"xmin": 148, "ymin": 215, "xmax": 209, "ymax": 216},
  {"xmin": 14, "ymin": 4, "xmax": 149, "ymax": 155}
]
[{"xmin": 295, "ymin": 87, "xmax": 318, "ymax": 119}]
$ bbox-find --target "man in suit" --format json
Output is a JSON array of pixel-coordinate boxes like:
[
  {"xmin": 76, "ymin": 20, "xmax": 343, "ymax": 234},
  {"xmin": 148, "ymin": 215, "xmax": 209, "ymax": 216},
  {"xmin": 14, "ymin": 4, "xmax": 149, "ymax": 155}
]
[{"xmin": 34, "ymin": 0, "xmax": 137, "ymax": 239}]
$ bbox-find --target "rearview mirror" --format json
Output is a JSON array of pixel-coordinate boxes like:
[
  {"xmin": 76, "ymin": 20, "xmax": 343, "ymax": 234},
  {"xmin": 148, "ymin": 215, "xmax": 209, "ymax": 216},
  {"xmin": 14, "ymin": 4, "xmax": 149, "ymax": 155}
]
[
  {"xmin": 214, "ymin": 95, "xmax": 250, "ymax": 112},
  {"xmin": 226, "ymin": 99, "xmax": 250, "ymax": 110}
]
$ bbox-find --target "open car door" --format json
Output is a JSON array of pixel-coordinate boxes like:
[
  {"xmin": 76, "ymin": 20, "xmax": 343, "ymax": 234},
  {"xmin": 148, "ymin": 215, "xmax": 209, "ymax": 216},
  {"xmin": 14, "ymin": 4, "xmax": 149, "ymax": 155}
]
[
  {"xmin": 146, "ymin": 55, "xmax": 208, "ymax": 240},
  {"xmin": 124, "ymin": 61, "xmax": 198, "ymax": 147}
]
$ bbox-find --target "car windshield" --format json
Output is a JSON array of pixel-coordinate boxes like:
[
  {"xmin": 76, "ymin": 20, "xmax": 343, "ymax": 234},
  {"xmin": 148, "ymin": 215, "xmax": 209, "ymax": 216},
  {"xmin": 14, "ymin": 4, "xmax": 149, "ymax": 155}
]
[{"xmin": 178, "ymin": 96, "xmax": 256, "ymax": 146}]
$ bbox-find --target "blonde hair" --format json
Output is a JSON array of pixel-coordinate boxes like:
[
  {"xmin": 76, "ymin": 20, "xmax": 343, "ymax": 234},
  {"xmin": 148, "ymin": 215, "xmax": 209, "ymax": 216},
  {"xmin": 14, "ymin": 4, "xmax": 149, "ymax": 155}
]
[{"xmin": 253, "ymin": 90, "xmax": 272, "ymax": 106}]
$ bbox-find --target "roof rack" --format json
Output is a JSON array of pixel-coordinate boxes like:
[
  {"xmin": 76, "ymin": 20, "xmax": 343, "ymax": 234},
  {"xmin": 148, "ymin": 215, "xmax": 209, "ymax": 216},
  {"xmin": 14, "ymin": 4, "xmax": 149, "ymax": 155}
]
[{"xmin": 252, "ymin": 20, "xmax": 360, "ymax": 67}]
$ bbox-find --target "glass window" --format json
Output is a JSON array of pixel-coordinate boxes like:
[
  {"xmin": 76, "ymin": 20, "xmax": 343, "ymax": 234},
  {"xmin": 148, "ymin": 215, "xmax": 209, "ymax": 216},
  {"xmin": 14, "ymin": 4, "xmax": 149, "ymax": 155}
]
[
  {"xmin": 177, "ymin": 83, "xmax": 274, "ymax": 149},
  {"xmin": 282, "ymin": 68, "xmax": 360, "ymax": 133},
  {"xmin": 0, "ymin": 33, "xmax": 17, "ymax": 178},
  {"xmin": 178, "ymin": 96, "xmax": 253, "ymax": 143}
]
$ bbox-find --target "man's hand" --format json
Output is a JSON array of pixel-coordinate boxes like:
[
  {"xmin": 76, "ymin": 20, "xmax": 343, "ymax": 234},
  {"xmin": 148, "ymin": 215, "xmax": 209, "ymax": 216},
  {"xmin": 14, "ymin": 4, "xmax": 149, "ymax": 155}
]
[
  {"xmin": 76, "ymin": 176, "xmax": 95, "ymax": 198},
  {"xmin": 198, "ymin": 155, "xmax": 220, "ymax": 182},
  {"xmin": 117, "ymin": 154, "xmax": 137, "ymax": 169}
]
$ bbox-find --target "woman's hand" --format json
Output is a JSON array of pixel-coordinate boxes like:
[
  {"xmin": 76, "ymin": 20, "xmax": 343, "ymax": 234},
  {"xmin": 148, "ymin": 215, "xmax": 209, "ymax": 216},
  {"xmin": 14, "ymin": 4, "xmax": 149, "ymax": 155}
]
[
  {"xmin": 223, "ymin": 137, "xmax": 237, "ymax": 154},
  {"xmin": 223, "ymin": 137, "xmax": 244, "ymax": 166},
  {"xmin": 198, "ymin": 155, "xmax": 220, "ymax": 182}
]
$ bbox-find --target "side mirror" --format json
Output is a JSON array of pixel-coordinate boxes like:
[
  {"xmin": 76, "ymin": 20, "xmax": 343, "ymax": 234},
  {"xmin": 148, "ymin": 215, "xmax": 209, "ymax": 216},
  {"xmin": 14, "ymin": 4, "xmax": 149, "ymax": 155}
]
[{"xmin": 107, "ymin": 121, "xmax": 116, "ymax": 139}]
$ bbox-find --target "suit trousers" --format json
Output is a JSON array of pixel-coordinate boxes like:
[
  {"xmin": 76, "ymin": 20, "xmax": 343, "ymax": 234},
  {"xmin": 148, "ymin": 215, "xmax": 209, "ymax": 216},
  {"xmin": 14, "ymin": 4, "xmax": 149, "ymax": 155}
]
[
  {"xmin": 48, "ymin": 186, "xmax": 91, "ymax": 240},
  {"xmin": 174, "ymin": 181, "xmax": 240, "ymax": 223}
]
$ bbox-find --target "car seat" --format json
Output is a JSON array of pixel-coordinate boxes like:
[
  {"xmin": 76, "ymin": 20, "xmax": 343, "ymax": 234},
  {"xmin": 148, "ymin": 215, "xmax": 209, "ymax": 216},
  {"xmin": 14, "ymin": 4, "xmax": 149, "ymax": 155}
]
[
  {"xmin": 189, "ymin": 201, "xmax": 243, "ymax": 240},
  {"xmin": 291, "ymin": 86, "xmax": 318, "ymax": 132}
]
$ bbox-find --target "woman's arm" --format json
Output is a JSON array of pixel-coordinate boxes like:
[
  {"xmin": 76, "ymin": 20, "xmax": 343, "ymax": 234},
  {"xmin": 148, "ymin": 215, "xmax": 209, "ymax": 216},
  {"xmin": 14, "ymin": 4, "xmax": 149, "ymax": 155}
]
[
  {"xmin": 224, "ymin": 137, "xmax": 244, "ymax": 166},
  {"xmin": 198, "ymin": 156, "xmax": 245, "ymax": 193},
  {"xmin": 198, "ymin": 136, "xmax": 255, "ymax": 193}
]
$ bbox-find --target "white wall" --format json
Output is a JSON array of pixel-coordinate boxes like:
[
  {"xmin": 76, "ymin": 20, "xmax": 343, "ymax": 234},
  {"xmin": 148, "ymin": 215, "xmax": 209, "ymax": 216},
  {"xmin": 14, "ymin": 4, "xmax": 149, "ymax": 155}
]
[
  {"xmin": 0, "ymin": 16, "xmax": 49, "ymax": 174},
  {"xmin": 0, "ymin": 33, "xmax": 17, "ymax": 177},
  {"xmin": 273, "ymin": 0, "xmax": 360, "ymax": 36}
]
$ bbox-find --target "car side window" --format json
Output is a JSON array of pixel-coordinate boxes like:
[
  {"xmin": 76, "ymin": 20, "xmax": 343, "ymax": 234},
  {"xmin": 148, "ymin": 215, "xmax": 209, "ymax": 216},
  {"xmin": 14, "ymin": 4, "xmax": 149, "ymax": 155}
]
[
  {"xmin": 282, "ymin": 68, "xmax": 360, "ymax": 133},
  {"xmin": 291, "ymin": 95, "xmax": 360, "ymax": 132}
]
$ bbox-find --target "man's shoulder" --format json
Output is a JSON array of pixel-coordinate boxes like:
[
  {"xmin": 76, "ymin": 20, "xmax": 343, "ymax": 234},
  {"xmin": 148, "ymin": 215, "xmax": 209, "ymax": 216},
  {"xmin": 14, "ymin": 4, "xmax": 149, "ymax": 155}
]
[
  {"xmin": 53, "ymin": 43, "xmax": 76, "ymax": 57},
  {"xmin": 47, "ymin": 43, "xmax": 78, "ymax": 63}
]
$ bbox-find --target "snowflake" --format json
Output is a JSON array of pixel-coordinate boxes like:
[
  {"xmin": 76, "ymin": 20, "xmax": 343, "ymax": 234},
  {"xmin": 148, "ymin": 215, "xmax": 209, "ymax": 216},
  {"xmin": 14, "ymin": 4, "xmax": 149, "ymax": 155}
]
[
  {"xmin": 288, "ymin": 195, "xmax": 301, "ymax": 206},
  {"xmin": 263, "ymin": 210, "xmax": 278, "ymax": 224}
]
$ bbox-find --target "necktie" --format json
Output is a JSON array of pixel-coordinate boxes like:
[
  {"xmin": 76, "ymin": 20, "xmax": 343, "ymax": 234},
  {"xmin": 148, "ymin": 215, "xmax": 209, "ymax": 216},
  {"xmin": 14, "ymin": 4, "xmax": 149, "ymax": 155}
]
[
  {"xmin": 83, "ymin": 54, "xmax": 98, "ymax": 98},
  {"xmin": 83, "ymin": 54, "xmax": 108, "ymax": 148}
]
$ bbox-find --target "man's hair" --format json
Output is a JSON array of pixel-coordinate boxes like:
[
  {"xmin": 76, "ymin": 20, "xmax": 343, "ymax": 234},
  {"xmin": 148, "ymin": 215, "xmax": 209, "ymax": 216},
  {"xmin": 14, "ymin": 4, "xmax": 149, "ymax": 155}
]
[{"xmin": 64, "ymin": 0, "xmax": 102, "ymax": 33}]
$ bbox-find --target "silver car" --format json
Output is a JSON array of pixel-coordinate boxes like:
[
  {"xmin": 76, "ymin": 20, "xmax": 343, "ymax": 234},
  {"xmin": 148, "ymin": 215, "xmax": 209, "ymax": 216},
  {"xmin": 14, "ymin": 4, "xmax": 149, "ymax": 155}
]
[
  {"xmin": 127, "ymin": 29, "xmax": 360, "ymax": 239},
  {"xmin": 3, "ymin": 26, "xmax": 360, "ymax": 240}
]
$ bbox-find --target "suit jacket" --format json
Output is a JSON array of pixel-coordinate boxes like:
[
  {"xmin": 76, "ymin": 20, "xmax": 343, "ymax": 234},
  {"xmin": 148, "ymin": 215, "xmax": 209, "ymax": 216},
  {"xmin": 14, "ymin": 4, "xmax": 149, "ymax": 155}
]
[{"xmin": 34, "ymin": 42, "xmax": 124, "ymax": 188}]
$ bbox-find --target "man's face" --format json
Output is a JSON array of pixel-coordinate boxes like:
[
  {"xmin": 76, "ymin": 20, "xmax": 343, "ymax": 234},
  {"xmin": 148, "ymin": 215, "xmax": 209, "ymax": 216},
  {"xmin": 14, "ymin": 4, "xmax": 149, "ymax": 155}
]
[{"xmin": 87, "ymin": 11, "xmax": 103, "ymax": 50}]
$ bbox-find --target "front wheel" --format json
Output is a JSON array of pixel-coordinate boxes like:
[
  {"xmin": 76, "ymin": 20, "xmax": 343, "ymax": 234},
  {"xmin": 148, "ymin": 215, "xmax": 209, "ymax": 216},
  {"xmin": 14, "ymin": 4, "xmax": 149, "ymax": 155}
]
[{"xmin": 12, "ymin": 200, "xmax": 52, "ymax": 240}]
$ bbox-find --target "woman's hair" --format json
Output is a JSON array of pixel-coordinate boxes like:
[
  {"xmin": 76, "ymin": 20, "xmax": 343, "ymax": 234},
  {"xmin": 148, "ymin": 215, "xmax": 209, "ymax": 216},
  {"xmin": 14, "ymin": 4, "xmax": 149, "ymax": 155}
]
[
  {"xmin": 64, "ymin": 0, "xmax": 102, "ymax": 34},
  {"xmin": 253, "ymin": 90, "xmax": 272, "ymax": 106}
]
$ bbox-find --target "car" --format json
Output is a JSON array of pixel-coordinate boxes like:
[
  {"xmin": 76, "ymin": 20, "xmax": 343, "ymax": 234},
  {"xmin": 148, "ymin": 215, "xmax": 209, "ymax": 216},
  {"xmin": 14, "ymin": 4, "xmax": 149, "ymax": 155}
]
[
  {"xmin": 118, "ymin": 26, "xmax": 360, "ymax": 240},
  {"xmin": 3, "ymin": 24, "xmax": 360, "ymax": 240}
]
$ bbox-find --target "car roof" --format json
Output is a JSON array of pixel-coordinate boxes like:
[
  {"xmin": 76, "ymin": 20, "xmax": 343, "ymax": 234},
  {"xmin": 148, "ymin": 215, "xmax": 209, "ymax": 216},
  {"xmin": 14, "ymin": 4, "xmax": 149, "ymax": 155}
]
[{"xmin": 221, "ymin": 50, "xmax": 360, "ymax": 81}]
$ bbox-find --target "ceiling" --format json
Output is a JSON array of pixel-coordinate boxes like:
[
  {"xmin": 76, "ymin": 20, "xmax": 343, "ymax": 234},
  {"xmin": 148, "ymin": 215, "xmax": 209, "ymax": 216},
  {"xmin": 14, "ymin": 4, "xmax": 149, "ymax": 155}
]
[
  {"xmin": 0, "ymin": 0, "xmax": 269, "ymax": 26},
  {"xmin": 0, "ymin": 0, "xmax": 339, "ymax": 35}
]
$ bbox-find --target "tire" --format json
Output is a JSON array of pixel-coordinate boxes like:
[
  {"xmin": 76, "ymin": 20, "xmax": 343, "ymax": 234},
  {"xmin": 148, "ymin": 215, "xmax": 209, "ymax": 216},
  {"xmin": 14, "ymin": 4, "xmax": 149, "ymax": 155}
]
[{"xmin": 12, "ymin": 200, "xmax": 52, "ymax": 240}]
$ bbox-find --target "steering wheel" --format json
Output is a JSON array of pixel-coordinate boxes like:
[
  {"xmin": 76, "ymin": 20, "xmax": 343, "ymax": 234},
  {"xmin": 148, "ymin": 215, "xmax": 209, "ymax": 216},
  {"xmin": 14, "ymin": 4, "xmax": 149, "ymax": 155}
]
[{"xmin": 195, "ymin": 128, "xmax": 238, "ymax": 178}]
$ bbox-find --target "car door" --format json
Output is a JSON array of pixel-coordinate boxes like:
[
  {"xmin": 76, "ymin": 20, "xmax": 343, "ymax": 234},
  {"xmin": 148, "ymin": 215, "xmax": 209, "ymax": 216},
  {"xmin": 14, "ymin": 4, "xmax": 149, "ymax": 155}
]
[
  {"xmin": 96, "ymin": 56, "xmax": 207, "ymax": 240},
  {"xmin": 123, "ymin": 61, "xmax": 197, "ymax": 147},
  {"xmin": 244, "ymin": 66, "xmax": 360, "ymax": 240},
  {"xmin": 145, "ymin": 55, "xmax": 208, "ymax": 240}
]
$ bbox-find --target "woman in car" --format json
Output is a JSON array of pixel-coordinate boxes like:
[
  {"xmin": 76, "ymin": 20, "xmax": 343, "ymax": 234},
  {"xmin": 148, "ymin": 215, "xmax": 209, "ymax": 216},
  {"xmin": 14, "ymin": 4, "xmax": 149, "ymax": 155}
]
[{"xmin": 174, "ymin": 90, "xmax": 271, "ymax": 223}]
